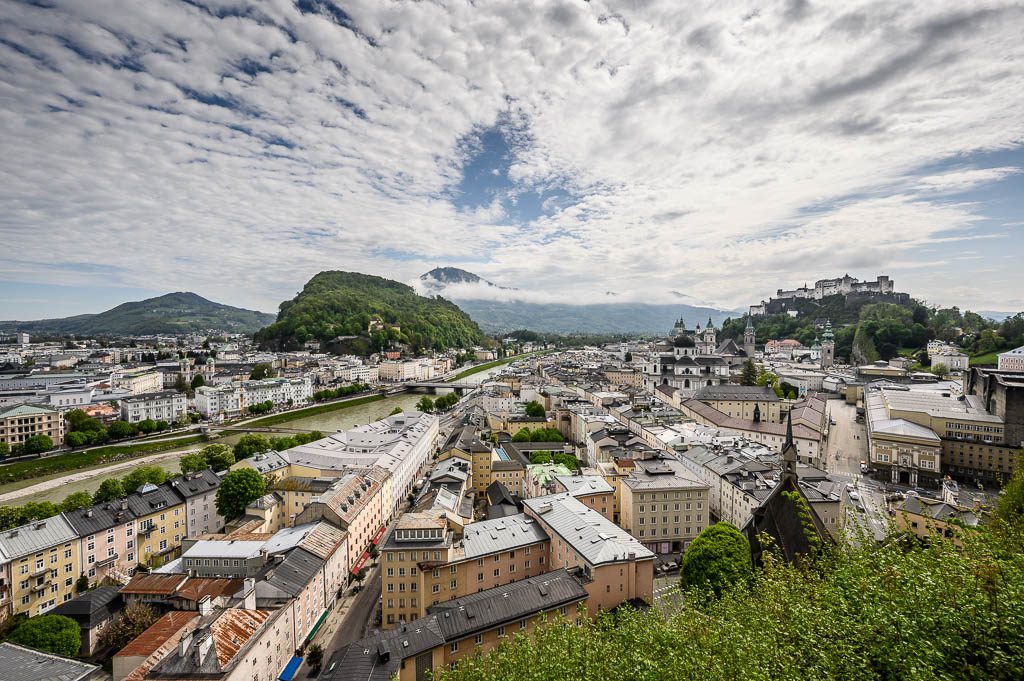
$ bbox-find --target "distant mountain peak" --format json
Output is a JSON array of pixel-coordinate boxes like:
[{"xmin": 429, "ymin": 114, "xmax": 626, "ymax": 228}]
[{"xmin": 418, "ymin": 267, "xmax": 514, "ymax": 295}]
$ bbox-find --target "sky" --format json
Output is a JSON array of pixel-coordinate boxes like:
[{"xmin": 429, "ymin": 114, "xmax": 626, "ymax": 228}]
[{"xmin": 1, "ymin": 0, "xmax": 1023, "ymax": 320}]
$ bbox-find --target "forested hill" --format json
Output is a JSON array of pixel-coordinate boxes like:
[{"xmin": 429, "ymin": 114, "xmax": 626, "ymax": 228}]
[
  {"xmin": 255, "ymin": 271, "xmax": 486, "ymax": 354},
  {"xmin": 0, "ymin": 292, "xmax": 275, "ymax": 336}
]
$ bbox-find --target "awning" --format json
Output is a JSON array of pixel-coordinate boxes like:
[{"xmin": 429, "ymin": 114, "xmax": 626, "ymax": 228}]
[
  {"xmin": 279, "ymin": 656, "xmax": 302, "ymax": 681},
  {"xmin": 350, "ymin": 550, "xmax": 370, "ymax": 575},
  {"xmin": 305, "ymin": 608, "xmax": 330, "ymax": 642},
  {"xmin": 370, "ymin": 525, "xmax": 387, "ymax": 546}
]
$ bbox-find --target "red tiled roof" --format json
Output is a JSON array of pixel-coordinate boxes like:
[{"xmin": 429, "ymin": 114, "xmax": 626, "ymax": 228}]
[
  {"xmin": 116, "ymin": 610, "xmax": 199, "ymax": 659},
  {"xmin": 122, "ymin": 573, "xmax": 188, "ymax": 596},
  {"xmin": 173, "ymin": 578, "xmax": 244, "ymax": 602}
]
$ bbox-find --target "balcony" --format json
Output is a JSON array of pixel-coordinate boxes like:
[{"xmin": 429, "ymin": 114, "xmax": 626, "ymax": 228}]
[
  {"xmin": 31, "ymin": 564, "xmax": 51, "ymax": 578},
  {"xmin": 138, "ymin": 524, "xmax": 157, "ymax": 537},
  {"xmin": 96, "ymin": 554, "xmax": 118, "ymax": 568},
  {"xmin": 31, "ymin": 582, "xmax": 48, "ymax": 594}
]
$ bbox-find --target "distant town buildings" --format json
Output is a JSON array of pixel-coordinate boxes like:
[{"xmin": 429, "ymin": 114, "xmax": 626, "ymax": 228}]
[{"xmin": 998, "ymin": 345, "xmax": 1024, "ymax": 372}]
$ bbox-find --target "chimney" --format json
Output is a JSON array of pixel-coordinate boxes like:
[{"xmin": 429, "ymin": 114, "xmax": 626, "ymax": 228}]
[
  {"xmin": 243, "ymin": 577, "xmax": 256, "ymax": 610},
  {"xmin": 194, "ymin": 632, "xmax": 213, "ymax": 666},
  {"xmin": 178, "ymin": 631, "xmax": 194, "ymax": 657},
  {"xmin": 198, "ymin": 595, "xmax": 212, "ymax": 616}
]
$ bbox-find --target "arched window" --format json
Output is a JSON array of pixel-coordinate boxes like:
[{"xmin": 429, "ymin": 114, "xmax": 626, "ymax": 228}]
[{"xmin": 684, "ymin": 379, "xmax": 690, "ymax": 388}]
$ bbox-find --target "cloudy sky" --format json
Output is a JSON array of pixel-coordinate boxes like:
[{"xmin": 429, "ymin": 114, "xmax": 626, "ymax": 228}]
[{"xmin": 2, "ymin": 0, "xmax": 1023, "ymax": 319}]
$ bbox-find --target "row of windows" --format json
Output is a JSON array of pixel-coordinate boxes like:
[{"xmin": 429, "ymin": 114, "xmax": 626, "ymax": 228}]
[{"xmin": 638, "ymin": 503, "xmax": 701, "ymax": 512}]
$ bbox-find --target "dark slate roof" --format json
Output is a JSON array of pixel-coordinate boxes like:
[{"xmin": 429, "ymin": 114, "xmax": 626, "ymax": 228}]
[
  {"xmin": 63, "ymin": 500, "xmax": 136, "ymax": 535},
  {"xmin": 168, "ymin": 468, "xmax": 221, "ymax": 500},
  {"xmin": 428, "ymin": 569, "xmax": 587, "ymax": 640},
  {"xmin": 51, "ymin": 586, "xmax": 122, "ymax": 627},
  {"xmin": 443, "ymin": 425, "xmax": 492, "ymax": 454},
  {"xmin": 261, "ymin": 547, "xmax": 324, "ymax": 596},
  {"xmin": 329, "ymin": 618, "xmax": 445, "ymax": 681},
  {"xmin": 693, "ymin": 384, "xmax": 780, "ymax": 402},
  {"xmin": 126, "ymin": 481, "xmax": 183, "ymax": 517},
  {"xmin": 0, "ymin": 642, "xmax": 102, "ymax": 681}
]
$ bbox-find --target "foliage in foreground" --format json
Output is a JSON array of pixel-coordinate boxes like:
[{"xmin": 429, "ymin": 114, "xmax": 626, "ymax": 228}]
[
  {"xmin": 7, "ymin": 614, "xmax": 81, "ymax": 657},
  {"xmin": 437, "ymin": 523, "xmax": 1024, "ymax": 681}
]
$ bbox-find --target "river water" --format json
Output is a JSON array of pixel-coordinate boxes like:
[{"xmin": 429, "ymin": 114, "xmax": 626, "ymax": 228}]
[{"xmin": 3, "ymin": 364, "xmax": 506, "ymax": 506}]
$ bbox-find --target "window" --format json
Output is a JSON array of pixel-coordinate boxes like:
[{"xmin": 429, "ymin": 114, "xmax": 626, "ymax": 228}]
[
  {"xmin": 520, "ymin": 618, "xmax": 527, "ymax": 629},
  {"xmin": 498, "ymin": 626, "xmax": 506, "ymax": 636},
  {"xmin": 450, "ymin": 642, "xmax": 459, "ymax": 653},
  {"xmin": 386, "ymin": 584, "xmax": 394, "ymax": 592},
  {"xmin": 450, "ymin": 579, "xmax": 457, "ymax": 588},
  {"xmin": 478, "ymin": 572, "xmax": 484, "ymax": 582},
  {"xmin": 475, "ymin": 634, "xmax": 483, "ymax": 645},
  {"xmin": 432, "ymin": 584, "xmax": 440, "ymax": 593},
  {"xmin": 386, "ymin": 568, "xmax": 394, "ymax": 577}
]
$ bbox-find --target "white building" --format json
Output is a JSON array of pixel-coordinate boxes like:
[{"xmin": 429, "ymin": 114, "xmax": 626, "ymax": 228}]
[
  {"xmin": 193, "ymin": 376, "xmax": 313, "ymax": 418},
  {"xmin": 281, "ymin": 411, "xmax": 439, "ymax": 520},
  {"xmin": 120, "ymin": 390, "xmax": 188, "ymax": 424},
  {"xmin": 932, "ymin": 350, "xmax": 969, "ymax": 372},
  {"xmin": 997, "ymin": 346, "xmax": 1024, "ymax": 372},
  {"xmin": 111, "ymin": 370, "xmax": 164, "ymax": 396}
]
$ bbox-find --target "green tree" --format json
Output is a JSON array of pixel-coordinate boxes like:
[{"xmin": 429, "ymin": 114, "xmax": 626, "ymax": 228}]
[
  {"xmin": 23, "ymin": 434, "xmax": 53, "ymax": 455},
  {"xmin": 93, "ymin": 478, "xmax": 125, "ymax": 503},
  {"xmin": 136, "ymin": 419, "xmax": 158, "ymax": 434},
  {"xmin": 108, "ymin": 420, "xmax": 136, "ymax": 439},
  {"xmin": 740, "ymin": 358, "xmax": 759, "ymax": 386},
  {"xmin": 76, "ymin": 574, "xmax": 91, "ymax": 593},
  {"xmin": 190, "ymin": 374, "xmax": 206, "ymax": 389},
  {"xmin": 416, "ymin": 396, "xmax": 435, "ymax": 413},
  {"xmin": 180, "ymin": 453, "xmax": 208, "ymax": 475},
  {"xmin": 306, "ymin": 643, "xmax": 324, "ymax": 670},
  {"xmin": 215, "ymin": 469, "xmax": 267, "ymax": 520},
  {"xmin": 233, "ymin": 434, "xmax": 272, "ymax": 460},
  {"xmin": 0, "ymin": 441, "xmax": 9, "ymax": 459},
  {"xmin": 931, "ymin": 362, "xmax": 949, "ymax": 377},
  {"xmin": 389, "ymin": 407, "xmax": 403, "ymax": 416},
  {"xmin": 524, "ymin": 401, "xmax": 546, "ymax": 418},
  {"xmin": 60, "ymin": 492, "xmax": 94, "ymax": 513},
  {"xmin": 249, "ymin": 363, "xmax": 273, "ymax": 380},
  {"xmin": 0, "ymin": 505, "xmax": 23, "ymax": 530},
  {"xmin": 65, "ymin": 431, "xmax": 90, "ymax": 448},
  {"xmin": 996, "ymin": 462, "xmax": 1024, "ymax": 524},
  {"xmin": 200, "ymin": 444, "xmax": 235, "ymax": 471},
  {"xmin": 624, "ymin": 351, "xmax": 633, "ymax": 362},
  {"xmin": 680, "ymin": 522, "xmax": 752, "ymax": 597},
  {"xmin": 122, "ymin": 465, "xmax": 167, "ymax": 493},
  {"xmin": 8, "ymin": 615, "xmax": 81, "ymax": 657}
]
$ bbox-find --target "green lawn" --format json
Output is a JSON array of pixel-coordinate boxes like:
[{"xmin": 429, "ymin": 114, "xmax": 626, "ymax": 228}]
[
  {"xmin": 0, "ymin": 435, "xmax": 206, "ymax": 486},
  {"xmin": 970, "ymin": 351, "xmax": 1000, "ymax": 366}
]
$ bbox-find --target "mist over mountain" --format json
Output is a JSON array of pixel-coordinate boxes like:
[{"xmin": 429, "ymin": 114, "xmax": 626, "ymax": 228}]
[{"xmin": 416, "ymin": 267, "xmax": 737, "ymax": 334}]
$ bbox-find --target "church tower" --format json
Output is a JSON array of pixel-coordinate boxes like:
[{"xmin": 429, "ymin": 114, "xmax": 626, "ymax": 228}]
[
  {"xmin": 673, "ymin": 317, "xmax": 687, "ymax": 337},
  {"xmin": 820, "ymin": 320, "xmax": 835, "ymax": 368},
  {"xmin": 782, "ymin": 410, "xmax": 799, "ymax": 473},
  {"xmin": 743, "ymin": 317, "xmax": 756, "ymax": 357}
]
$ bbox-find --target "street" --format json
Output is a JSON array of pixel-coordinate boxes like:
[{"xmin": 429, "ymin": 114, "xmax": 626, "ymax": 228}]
[{"xmin": 822, "ymin": 399, "xmax": 889, "ymax": 543}]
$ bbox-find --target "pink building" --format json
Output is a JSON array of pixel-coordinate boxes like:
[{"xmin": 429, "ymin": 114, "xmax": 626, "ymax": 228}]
[{"xmin": 64, "ymin": 500, "xmax": 139, "ymax": 585}]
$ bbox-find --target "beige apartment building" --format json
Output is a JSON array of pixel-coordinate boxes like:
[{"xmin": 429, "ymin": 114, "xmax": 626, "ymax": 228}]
[
  {"xmin": 0, "ymin": 403, "xmax": 65, "ymax": 448},
  {"xmin": 619, "ymin": 458, "xmax": 710, "ymax": 554},
  {"xmin": 0, "ymin": 515, "xmax": 80, "ymax": 619},
  {"xmin": 380, "ymin": 512, "xmax": 550, "ymax": 628},
  {"xmin": 691, "ymin": 384, "xmax": 784, "ymax": 422}
]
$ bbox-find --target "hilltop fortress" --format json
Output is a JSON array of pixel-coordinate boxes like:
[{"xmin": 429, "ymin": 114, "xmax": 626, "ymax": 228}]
[{"xmin": 750, "ymin": 274, "xmax": 908, "ymax": 316}]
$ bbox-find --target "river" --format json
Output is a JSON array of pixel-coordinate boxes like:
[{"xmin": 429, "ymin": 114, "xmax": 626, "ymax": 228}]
[{"xmin": 2, "ymin": 364, "xmax": 508, "ymax": 506}]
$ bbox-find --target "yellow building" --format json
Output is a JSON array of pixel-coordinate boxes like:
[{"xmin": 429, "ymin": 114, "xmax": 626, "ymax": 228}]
[
  {"xmin": 0, "ymin": 515, "xmax": 80, "ymax": 617},
  {"xmin": 439, "ymin": 426, "xmax": 492, "ymax": 495},
  {"xmin": 0, "ymin": 403, "xmax": 65, "ymax": 448},
  {"xmin": 126, "ymin": 482, "xmax": 188, "ymax": 568}
]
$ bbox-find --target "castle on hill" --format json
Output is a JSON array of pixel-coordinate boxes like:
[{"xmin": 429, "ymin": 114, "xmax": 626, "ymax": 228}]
[{"xmin": 749, "ymin": 274, "xmax": 908, "ymax": 317}]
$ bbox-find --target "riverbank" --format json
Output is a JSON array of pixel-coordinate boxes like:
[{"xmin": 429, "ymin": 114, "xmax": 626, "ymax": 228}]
[
  {"xmin": 449, "ymin": 352, "xmax": 542, "ymax": 381},
  {"xmin": 0, "ymin": 435, "xmax": 206, "ymax": 488}
]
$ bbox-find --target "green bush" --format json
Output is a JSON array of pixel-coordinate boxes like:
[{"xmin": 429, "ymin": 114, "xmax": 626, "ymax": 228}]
[{"xmin": 8, "ymin": 615, "xmax": 81, "ymax": 657}]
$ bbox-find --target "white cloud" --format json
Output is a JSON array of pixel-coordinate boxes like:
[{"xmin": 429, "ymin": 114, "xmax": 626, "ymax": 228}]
[{"xmin": 0, "ymin": 0, "xmax": 1023, "ymax": 316}]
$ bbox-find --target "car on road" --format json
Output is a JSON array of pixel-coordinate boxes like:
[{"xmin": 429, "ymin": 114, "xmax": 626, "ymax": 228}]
[
  {"xmin": 857, "ymin": 504, "xmax": 867, "ymax": 513},
  {"xmin": 848, "ymin": 490, "xmax": 860, "ymax": 501}
]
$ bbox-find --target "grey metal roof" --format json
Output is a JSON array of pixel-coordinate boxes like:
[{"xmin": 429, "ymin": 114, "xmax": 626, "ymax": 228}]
[
  {"xmin": 168, "ymin": 468, "xmax": 222, "ymax": 499},
  {"xmin": 261, "ymin": 547, "xmax": 324, "ymax": 596},
  {"xmin": 554, "ymin": 475, "xmax": 614, "ymax": 496},
  {"xmin": 523, "ymin": 493, "xmax": 654, "ymax": 565},
  {"xmin": 622, "ymin": 458, "xmax": 708, "ymax": 491},
  {"xmin": 0, "ymin": 642, "xmax": 102, "ymax": 681},
  {"xmin": 0, "ymin": 515, "xmax": 78, "ymax": 559},
  {"xmin": 63, "ymin": 500, "xmax": 137, "ymax": 535},
  {"xmin": 126, "ymin": 481, "xmax": 183, "ymax": 517},
  {"xmin": 329, "ymin": 618, "xmax": 445, "ymax": 681},
  {"xmin": 246, "ymin": 450, "xmax": 289, "ymax": 474},
  {"xmin": 429, "ymin": 568, "xmax": 587, "ymax": 640},
  {"xmin": 461, "ymin": 514, "xmax": 548, "ymax": 559}
]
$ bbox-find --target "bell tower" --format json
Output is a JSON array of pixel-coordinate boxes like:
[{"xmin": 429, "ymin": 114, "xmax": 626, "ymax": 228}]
[
  {"xmin": 743, "ymin": 317, "xmax": 756, "ymax": 357},
  {"xmin": 820, "ymin": 320, "xmax": 835, "ymax": 368}
]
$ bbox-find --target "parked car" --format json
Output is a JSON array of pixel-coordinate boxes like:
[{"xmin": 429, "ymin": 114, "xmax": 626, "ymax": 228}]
[
  {"xmin": 848, "ymin": 490, "xmax": 860, "ymax": 501},
  {"xmin": 662, "ymin": 561, "xmax": 678, "ymax": 572}
]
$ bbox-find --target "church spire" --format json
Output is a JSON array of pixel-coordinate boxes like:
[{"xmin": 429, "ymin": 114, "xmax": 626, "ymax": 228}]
[{"xmin": 782, "ymin": 410, "xmax": 798, "ymax": 477}]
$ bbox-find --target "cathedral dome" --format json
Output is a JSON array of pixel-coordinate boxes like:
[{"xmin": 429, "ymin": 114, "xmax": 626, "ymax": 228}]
[{"xmin": 673, "ymin": 334, "xmax": 695, "ymax": 348}]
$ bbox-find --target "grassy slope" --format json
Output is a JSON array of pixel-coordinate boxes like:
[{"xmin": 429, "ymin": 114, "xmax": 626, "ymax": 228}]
[{"xmin": 0, "ymin": 436, "xmax": 205, "ymax": 487}]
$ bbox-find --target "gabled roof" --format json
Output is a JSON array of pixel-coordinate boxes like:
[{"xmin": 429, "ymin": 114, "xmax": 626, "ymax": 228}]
[
  {"xmin": 261, "ymin": 547, "xmax": 324, "ymax": 597},
  {"xmin": 0, "ymin": 515, "xmax": 78, "ymax": 559},
  {"xmin": 122, "ymin": 573, "xmax": 189, "ymax": 596},
  {"xmin": 461, "ymin": 514, "xmax": 548, "ymax": 558},
  {"xmin": 126, "ymin": 481, "xmax": 184, "ymax": 518},
  {"xmin": 63, "ymin": 501, "xmax": 136, "ymax": 536},
  {"xmin": 168, "ymin": 468, "xmax": 221, "ymax": 499}
]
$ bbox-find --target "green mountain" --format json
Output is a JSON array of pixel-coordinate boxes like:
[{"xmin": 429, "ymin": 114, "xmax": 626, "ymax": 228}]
[
  {"xmin": 0, "ymin": 292, "xmax": 276, "ymax": 336},
  {"xmin": 256, "ymin": 271, "xmax": 485, "ymax": 353}
]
